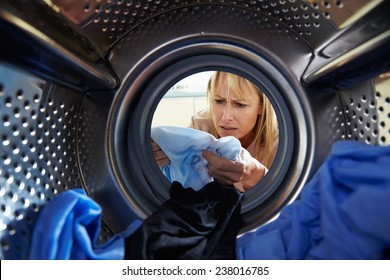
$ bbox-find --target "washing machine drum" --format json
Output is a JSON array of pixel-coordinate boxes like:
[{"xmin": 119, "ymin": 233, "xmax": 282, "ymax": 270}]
[{"xmin": 0, "ymin": 0, "xmax": 389, "ymax": 259}]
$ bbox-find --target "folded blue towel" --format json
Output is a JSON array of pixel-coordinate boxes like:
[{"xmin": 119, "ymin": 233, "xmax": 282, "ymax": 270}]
[
  {"xmin": 236, "ymin": 141, "xmax": 390, "ymax": 259},
  {"xmin": 151, "ymin": 126, "xmax": 242, "ymax": 190},
  {"xmin": 29, "ymin": 189, "xmax": 142, "ymax": 260}
]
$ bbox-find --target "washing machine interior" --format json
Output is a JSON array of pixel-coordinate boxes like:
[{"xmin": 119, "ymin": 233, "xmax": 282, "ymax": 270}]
[{"xmin": 0, "ymin": 0, "xmax": 389, "ymax": 259}]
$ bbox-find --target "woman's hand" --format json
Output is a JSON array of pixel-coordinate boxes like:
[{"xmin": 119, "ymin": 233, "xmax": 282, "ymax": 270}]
[
  {"xmin": 202, "ymin": 148, "xmax": 267, "ymax": 191},
  {"xmin": 151, "ymin": 141, "xmax": 170, "ymax": 167}
]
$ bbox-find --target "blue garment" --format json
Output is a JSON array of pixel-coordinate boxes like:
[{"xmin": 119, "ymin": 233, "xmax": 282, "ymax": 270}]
[
  {"xmin": 237, "ymin": 141, "xmax": 390, "ymax": 259},
  {"xmin": 151, "ymin": 126, "xmax": 242, "ymax": 190},
  {"xmin": 29, "ymin": 189, "xmax": 142, "ymax": 260}
]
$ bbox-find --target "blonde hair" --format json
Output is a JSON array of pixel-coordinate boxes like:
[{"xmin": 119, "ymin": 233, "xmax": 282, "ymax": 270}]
[{"xmin": 207, "ymin": 71, "xmax": 279, "ymax": 168}]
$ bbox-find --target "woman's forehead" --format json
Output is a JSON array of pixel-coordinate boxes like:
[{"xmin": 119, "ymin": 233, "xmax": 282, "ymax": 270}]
[{"xmin": 214, "ymin": 82, "xmax": 260, "ymax": 102}]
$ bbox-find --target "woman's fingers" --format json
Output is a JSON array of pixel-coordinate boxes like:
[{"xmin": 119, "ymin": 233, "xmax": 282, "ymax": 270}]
[
  {"xmin": 203, "ymin": 149, "xmax": 267, "ymax": 190},
  {"xmin": 202, "ymin": 150, "xmax": 244, "ymax": 184},
  {"xmin": 151, "ymin": 141, "xmax": 161, "ymax": 151},
  {"xmin": 151, "ymin": 141, "xmax": 170, "ymax": 167}
]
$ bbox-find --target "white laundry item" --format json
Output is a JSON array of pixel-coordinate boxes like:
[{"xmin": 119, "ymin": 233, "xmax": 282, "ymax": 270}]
[{"xmin": 151, "ymin": 126, "xmax": 242, "ymax": 190}]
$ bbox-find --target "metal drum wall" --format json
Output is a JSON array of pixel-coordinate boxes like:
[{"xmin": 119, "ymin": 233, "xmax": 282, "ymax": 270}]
[{"xmin": 1, "ymin": 0, "xmax": 389, "ymax": 259}]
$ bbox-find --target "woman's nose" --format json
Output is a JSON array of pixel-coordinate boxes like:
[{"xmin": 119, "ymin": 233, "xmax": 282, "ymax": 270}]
[{"xmin": 221, "ymin": 105, "xmax": 234, "ymax": 121}]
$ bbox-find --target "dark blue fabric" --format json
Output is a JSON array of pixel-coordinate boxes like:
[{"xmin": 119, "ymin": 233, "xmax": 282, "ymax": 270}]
[
  {"xmin": 124, "ymin": 181, "xmax": 243, "ymax": 260},
  {"xmin": 237, "ymin": 141, "xmax": 390, "ymax": 259},
  {"xmin": 29, "ymin": 189, "xmax": 142, "ymax": 260}
]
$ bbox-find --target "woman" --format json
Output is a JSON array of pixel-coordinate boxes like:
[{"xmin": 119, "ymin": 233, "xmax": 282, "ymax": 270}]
[{"xmin": 153, "ymin": 71, "xmax": 279, "ymax": 191}]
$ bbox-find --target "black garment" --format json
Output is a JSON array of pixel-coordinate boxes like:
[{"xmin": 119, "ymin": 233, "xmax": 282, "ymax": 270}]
[{"xmin": 124, "ymin": 181, "xmax": 243, "ymax": 260}]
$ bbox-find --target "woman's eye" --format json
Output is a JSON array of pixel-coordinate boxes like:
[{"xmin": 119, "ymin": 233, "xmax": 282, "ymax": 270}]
[
  {"xmin": 214, "ymin": 99, "xmax": 224, "ymax": 104},
  {"xmin": 235, "ymin": 102, "xmax": 248, "ymax": 108}
]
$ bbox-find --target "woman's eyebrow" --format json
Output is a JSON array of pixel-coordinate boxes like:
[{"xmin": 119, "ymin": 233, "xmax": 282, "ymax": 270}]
[
  {"xmin": 233, "ymin": 99, "xmax": 248, "ymax": 103},
  {"xmin": 231, "ymin": 96, "xmax": 249, "ymax": 102}
]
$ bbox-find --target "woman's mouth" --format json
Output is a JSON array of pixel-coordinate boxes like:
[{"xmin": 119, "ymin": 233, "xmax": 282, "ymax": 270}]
[{"xmin": 219, "ymin": 126, "xmax": 237, "ymax": 135}]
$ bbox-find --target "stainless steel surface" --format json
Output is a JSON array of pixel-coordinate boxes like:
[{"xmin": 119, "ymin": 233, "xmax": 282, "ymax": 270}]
[
  {"xmin": 0, "ymin": 64, "xmax": 84, "ymax": 259},
  {"xmin": 49, "ymin": 0, "xmax": 339, "ymax": 52},
  {"xmin": 1, "ymin": 0, "xmax": 389, "ymax": 259},
  {"xmin": 0, "ymin": 0, "xmax": 118, "ymax": 90},
  {"xmin": 303, "ymin": 1, "xmax": 390, "ymax": 87}
]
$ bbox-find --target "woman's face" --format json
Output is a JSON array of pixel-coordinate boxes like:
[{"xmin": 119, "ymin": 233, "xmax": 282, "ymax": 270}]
[{"xmin": 211, "ymin": 78, "xmax": 261, "ymax": 148}]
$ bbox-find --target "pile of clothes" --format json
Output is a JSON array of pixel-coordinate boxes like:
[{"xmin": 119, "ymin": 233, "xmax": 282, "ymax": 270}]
[{"xmin": 28, "ymin": 127, "xmax": 390, "ymax": 259}]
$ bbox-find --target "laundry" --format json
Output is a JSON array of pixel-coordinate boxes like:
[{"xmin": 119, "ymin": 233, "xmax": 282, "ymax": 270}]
[
  {"xmin": 236, "ymin": 140, "xmax": 390, "ymax": 260},
  {"xmin": 29, "ymin": 188, "xmax": 142, "ymax": 260},
  {"xmin": 124, "ymin": 180, "xmax": 243, "ymax": 260},
  {"xmin": 151, "ymin": 126, "xmax": 242, "ymax": 190},
  {"xmin": 28, "ymin": 140, "xmax": 390, "ymax": 260}
]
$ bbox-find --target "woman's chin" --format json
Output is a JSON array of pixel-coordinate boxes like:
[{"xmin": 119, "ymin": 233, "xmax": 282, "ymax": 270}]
[{"xmin": 219, "ymin": 130, "xmax": 239, "ymax": 139}]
